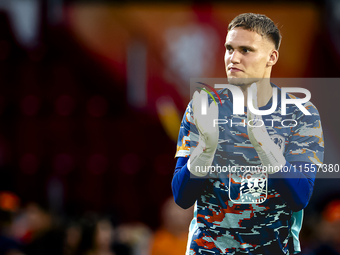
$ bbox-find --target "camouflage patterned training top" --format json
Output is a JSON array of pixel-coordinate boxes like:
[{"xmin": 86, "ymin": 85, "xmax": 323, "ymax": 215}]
[{"xmin": 174, "ymin": 84, "xmax": 324, "ymax": 255}]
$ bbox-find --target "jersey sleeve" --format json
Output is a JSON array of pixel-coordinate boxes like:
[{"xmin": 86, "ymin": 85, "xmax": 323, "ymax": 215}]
[
  {"xmin": 270, "ymin": 101, "xmax": 324, "ymax": 211},
  {"xmin": 175, "ymin": 101, "xmax": 199, "ymax": 158},
  {"xmin": 284, "ymin": 101, "xmax": 324, "ymax": 165},
  {"xmin": 172, "ymin": 101, "xmax": 207, "ymax": 209}
]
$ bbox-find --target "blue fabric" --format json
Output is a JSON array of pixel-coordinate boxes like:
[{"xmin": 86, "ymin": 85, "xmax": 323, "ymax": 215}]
[
  {"xmin": 171, "ymin": 157, "xmax": 205, "ymax": 209},
  {"xmin": 270, "ymin": 161, "xmax": 317, "ymax": 211},
  {"xmin": 173, "ymin": 159, "xmax": 317, "ymax": 212}
]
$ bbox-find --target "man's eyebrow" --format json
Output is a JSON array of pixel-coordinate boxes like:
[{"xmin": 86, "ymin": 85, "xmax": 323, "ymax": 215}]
[
  {"xmin": 224, "ymin": 43, "xmax": 231, "ymax": 48},
  {"xmin": 239, "ymin": 45, "xmax": 256, "ymax": 51},
  {"xmin": 224, "ymin": 43, "xmax": 256, "ymax": 51}
]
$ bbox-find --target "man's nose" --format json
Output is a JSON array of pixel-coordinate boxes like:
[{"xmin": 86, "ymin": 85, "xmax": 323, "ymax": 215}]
[{"xmin": 230, "ymin": 51, "xmax": 241, "ymax": 64}]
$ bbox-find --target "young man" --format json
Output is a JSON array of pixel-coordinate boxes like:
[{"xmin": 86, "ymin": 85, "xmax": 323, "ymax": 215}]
[{"xmin": 172, "ymin": 13, "xmax": 324, "ymax": 254}]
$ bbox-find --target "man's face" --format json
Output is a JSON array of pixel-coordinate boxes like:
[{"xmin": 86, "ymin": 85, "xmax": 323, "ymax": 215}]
[{"xmin": 224, "ymin": 27, "xmax": 276, "ymax": 86}]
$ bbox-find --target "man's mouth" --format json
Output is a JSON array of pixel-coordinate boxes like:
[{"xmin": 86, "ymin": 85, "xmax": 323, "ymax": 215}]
[{"xmin": 229, "ymin": 67, "xmax": 243, "ymax": 72}]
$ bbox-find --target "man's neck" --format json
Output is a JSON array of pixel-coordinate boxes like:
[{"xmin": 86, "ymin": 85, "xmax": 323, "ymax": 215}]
[{"xmin": 241, "ymin": 80, "xmax": 273, "ymax": 108}]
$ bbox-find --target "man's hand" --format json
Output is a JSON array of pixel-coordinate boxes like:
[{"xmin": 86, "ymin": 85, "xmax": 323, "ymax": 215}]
[
  {"xmin": 192, "ymin": 90, "xmax": 219, "ymax": 154},
  {"xmin": 247, "ymin": 83, "xmax": 286, "ymax": 174},
  {"xmin": 188, "ymin": 90, "xmax": 219, "ymax": 176}
]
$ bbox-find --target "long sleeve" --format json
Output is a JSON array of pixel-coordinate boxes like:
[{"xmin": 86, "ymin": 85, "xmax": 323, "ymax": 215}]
[
  {"xmin": 276, "ymin": 99, "xmax": 324, "ymax": 211},
  {"xmin": 269, "ymin": 161, "xmax": 317, "ymax": 212},
  {"xmin": 171, "ymin": 157, "xmax": 207, "ymax": 209}
]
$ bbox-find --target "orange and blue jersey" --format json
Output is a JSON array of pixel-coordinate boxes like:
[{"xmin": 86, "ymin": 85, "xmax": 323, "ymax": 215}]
[{"xmin": 172, "ymin": 84, "xmax": 324, "ymax": 255}]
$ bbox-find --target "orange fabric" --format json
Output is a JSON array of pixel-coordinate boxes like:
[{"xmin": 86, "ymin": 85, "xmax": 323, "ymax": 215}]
[{"xmin": 151, "ymin": 229, "xmax": 188, "ymax": 255}]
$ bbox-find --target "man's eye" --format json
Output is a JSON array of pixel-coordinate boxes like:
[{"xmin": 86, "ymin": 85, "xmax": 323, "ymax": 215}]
[
  {"xmin": 242, "ymin": 48, "xmax": 250, "ymax": 53},
  {"xmin": 226, "ymin": 47, "xmax": 233, "ymax": 53}
]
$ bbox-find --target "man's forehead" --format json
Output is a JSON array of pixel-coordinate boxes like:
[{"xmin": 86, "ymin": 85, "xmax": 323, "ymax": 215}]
[{"xmin": 225, "ymin": 28, "xmax": 263, "ymax": 45}]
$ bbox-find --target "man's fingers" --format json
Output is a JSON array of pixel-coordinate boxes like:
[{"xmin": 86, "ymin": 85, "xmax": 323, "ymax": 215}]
[
  {"xmin": 247, "ymin": 83, "xmax": 264, "ymax": 126},
  {"xmin": 193, "ymin": 90, "xmax": 210, "ymax": 117},
  {"xmin": 192, "ymin": 91, "xmax": 200, "ymax": 110},
  {"xmin": 249, "ymin": 83, "xmax": 258, "ymax": 109},
  {"xmin": 208, "ymin": 101, "xmax": 219, "ymax": 120},
  {"xmin": 193, "ymin": 90, "xmax": 200, "ymax": 100},
  {"xmin": 193, "ymin": 89, "xmax": 219, "ymax": 122},
  {"xmin": 192, "ymin": 90, "xmax": 202, "ymax": 120},
  {"xmin": 200, "ymin": 89, "xmax": 208, "ymax": 98}
]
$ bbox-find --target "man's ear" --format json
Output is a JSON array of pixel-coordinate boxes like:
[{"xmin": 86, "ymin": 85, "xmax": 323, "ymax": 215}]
[{"xmin": 267, "ymin": 50, "xmax": 279, "ymax": 67}]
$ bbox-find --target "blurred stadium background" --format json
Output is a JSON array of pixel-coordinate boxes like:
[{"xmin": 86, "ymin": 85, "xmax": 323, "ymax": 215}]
[{"xmin": 0, "ymin": 0, "xmax": 339, "ymax": 254}]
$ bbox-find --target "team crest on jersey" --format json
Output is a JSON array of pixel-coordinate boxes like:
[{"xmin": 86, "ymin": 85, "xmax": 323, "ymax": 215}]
[
  {"xmin": 229, "ymin": 169, "xmax": 268, "ymax": 204},
  {"xmin": 271, "ymin": 134, "xmax": 285, "ymax": 153}
]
